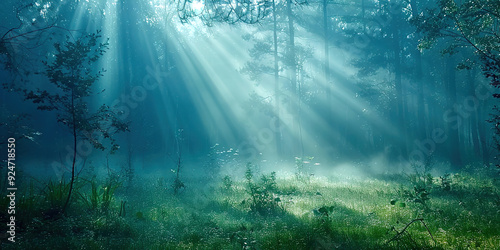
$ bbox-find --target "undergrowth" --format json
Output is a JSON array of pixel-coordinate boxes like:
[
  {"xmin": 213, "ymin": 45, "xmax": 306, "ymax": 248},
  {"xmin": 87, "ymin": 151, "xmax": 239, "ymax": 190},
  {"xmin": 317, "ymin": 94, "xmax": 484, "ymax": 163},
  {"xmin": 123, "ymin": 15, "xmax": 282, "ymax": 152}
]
[
  {"xmin": 2, "ymin": 164, "xmax": 499, "ymax": 250},
  {"xmin": 243, "ymin": 163, "xmax": 284, "ymax": 216}
]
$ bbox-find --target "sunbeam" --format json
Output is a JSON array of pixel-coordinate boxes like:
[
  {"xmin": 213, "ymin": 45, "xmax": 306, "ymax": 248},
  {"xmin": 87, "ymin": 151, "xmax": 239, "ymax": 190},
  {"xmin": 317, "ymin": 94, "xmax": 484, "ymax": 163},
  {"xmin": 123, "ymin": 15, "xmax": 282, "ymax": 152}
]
[{"xmin": 1, "ymin": 0, "xmax": 499, "ymax": 248}]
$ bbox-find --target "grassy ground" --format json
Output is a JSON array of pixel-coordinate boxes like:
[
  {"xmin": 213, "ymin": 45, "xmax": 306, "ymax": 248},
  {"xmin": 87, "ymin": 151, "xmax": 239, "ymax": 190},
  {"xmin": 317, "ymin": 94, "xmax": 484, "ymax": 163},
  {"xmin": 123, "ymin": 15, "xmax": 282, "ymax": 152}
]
[{"xmin": 1, "ymin": 164, "xmax": 499, "ymax": 249}]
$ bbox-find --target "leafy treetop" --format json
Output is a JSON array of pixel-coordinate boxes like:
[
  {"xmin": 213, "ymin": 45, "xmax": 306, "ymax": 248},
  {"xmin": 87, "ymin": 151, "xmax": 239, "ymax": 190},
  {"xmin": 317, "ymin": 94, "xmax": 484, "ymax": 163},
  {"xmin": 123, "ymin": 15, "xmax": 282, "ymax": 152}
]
[
  {"xmin": 24, "ymin": 31, "xmax": 128, "ymax": 153},
  {"xmin": 413, "ymin": 0, "xmax": 500, "ymax": 92}
]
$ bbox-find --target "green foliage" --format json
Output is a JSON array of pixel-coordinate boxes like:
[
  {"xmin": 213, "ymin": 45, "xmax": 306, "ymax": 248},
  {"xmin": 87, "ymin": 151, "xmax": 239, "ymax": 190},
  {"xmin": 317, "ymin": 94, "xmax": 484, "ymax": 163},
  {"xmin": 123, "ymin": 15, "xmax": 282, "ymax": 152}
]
[
  {"xmin": 17, "ymin": 180, "xmax": 43, "ymax": 227},
  {"xmin": 22, "ymin": 31, "xmax": 128, "ymax": 214},
  {"xmin": 398, "ymin": 161, "xmax": 434, "ymax": 211},
  {"xmin": 7, "ymin": 165, "xmax": 500, "ymax": 249},
  {"xmin": 119, "ymin": 201, "xmax": 127, "ymax": 217},
  {"xmin": 400, "ymin": 176, "xmax": 432, "ymax": 210},
  {"xmin": 414, "ymin": 0, "xmax": 500, "ymax": 59},
  {"xmin": 91, "ymin": 215, "xmax": 134, "ymax": 238},
  {"xmin": 172, "ymin": 177, "xmax": 185, "ymax": 195},
  {"xmin": 386, "ymin": 218, "xmax": 436, "ymax": 249},
  {"xmin": 44, "ymin": 179, "xmax": 71, "ymax": 211},
  {"xmin": 244, "ymin": 163, "xmax": 284, "ymax": 216},
  {"xmin": 242, "ymin": 92, "xmax": 274, "ymax": 117},
  {"xmin": 413, "ymin": 0, "xmax": 500, "ymax": 166},
  {"xmin": 489, "ymin": 106, "xmax": 500, "ymax": 171},
  {"xmin": 229, "ymin": 223, "xmax": 258, "ymax": 249},
  {"xmin": 176, "ymin": 0, "xmax": 274, "ymax": 25},
  {"xmin": 244, "ymin": 162, "xmax": 254, "ymax": 182},
  {"xmin": 311, "ymin": 205, "xmax": 336, "ymax": 238},
  {"xmin": 23, "ymin": 28, "xmax": 129, "ymax": 148},
  {"xmin": 135, "ymin": 211, "xmax": 145, "ymax": 220},
  {"xmin": 222, "ymin": 175, "xmax": 233, "ymax": 191},
  {"xmin": 204, "ymin": 143, "xmax": 238, "ymax": 180},
  {"xmin": 439, "ymin": 173, "xmax": 451, "ymax": 191},
  {"xmin": 313, "ymin": 205, "xmax": 334, "ymax": 218},
  {"xmin": 171, "ymin": 129, "xmax": 185, "ymax": 195},
  {"xmin": 79, "ymin": 176, "xmax": 121, "ymax": 214},
  {"xmin": 399, "ymin": 184, "xmax": 430, "ymax": 209},
  {"xmin": 260, "ymin": 171, "xmax": 277, "ymax": 192},
  {"xmin": 295, "ymin": 156, "xmax": 314, "ymax": 182},
  {"xmin": 101, "ymin": 179, "xmax": 120, "ymax": 213},
  {"xmin": 389, "ymin": 198, "xmax": 406, "ymax": 208},
  {"xmin": 23, "ymin": 31, "xmax": 129, "ymax": 152},
  {"xmin": 90, "ymin": 179, "xmax": 99, "ymax": 210},
  {"xmin": 121, "ymin": 159, "xmax": 135, "ymax": 190}
]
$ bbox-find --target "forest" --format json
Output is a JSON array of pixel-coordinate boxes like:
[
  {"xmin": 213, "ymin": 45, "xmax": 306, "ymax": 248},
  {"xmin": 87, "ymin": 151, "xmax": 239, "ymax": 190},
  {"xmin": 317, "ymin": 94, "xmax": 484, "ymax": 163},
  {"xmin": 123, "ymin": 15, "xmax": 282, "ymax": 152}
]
[{"xmin": 0, "ymin": 0, "xmax": 499, "ymax": 249}]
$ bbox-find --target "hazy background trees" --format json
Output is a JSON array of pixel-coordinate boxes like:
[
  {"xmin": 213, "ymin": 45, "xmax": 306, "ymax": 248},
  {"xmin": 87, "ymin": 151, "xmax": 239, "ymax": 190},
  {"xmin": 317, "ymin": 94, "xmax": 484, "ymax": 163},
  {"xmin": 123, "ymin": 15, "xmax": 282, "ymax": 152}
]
[{"xmin": 1, "ymin": 0, "xmax": 498, "ymax": 174}]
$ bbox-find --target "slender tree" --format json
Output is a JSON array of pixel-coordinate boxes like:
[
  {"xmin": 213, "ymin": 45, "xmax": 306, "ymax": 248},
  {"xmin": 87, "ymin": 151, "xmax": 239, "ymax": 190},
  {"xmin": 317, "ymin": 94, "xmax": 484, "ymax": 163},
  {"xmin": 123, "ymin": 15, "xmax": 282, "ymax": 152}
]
[
  {"xmin": 446, "ymin": 56, "xmax": 462, "ymax": 167},
  {"xmin": 409, "ymin": 0, "xmax": 426, "ymax": 140},
  {"xmin": 24, "ymin": 32, "xmax": 129, "ymax": 213},
  {"xmin": 272, "ymin": 0, "xmax": 282, "ymax": 156},
  {"xmin": 323, "ymin": 0, "xmax": 332, "ymax": 126}
]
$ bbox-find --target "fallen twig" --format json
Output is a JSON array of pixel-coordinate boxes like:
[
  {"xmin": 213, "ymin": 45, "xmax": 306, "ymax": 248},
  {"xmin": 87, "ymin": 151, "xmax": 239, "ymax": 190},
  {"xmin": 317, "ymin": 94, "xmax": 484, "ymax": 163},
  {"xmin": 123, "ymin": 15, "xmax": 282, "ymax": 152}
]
[{"xmin": 386, "ymin": 218, "xmax": 436, "ymax": 247}]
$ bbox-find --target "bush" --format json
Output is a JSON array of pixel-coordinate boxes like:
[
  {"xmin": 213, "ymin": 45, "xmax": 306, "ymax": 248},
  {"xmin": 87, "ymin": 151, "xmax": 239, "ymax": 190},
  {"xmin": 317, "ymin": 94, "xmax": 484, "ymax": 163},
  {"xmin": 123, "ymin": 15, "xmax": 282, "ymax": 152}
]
[{"xmin": 244, "ymin": 163, "xmax": 284, "ymax": 216}]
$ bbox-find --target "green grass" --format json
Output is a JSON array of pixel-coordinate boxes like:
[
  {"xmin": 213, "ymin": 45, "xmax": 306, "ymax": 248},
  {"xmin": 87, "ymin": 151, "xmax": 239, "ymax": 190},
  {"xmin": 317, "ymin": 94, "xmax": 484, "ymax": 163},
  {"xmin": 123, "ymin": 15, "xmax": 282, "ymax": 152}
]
[{"xmin": 2, "ymin": 165, "xmax": 499, "ymax": 249}]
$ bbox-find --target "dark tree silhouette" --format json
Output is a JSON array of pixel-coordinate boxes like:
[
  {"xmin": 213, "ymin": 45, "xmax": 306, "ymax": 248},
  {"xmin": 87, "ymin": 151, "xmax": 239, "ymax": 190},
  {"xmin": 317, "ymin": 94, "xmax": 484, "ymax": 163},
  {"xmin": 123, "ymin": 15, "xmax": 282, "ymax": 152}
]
[
  {"xmin": 23, "ymin": 31, "xmax": 129, "ymax": 213},
  {"xmin": 176, "ymin": 0, "xmax": 273, "ymax": 25}
]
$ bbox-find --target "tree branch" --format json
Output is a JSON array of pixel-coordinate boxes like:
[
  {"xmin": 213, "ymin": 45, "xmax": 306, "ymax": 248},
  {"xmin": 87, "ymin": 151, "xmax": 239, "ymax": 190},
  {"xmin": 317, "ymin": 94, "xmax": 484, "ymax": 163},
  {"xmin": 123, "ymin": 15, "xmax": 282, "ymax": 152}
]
[{"xmin": 386, "ymin": 218, "xmax": 436, "ymax": 246}]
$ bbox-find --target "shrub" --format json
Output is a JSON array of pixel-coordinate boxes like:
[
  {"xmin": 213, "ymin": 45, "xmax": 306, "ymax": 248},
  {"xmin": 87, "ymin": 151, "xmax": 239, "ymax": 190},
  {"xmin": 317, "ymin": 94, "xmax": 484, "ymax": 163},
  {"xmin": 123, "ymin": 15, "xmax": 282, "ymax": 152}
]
[
  {"xmin": 222, "ymin": 175, "xmax": 233, "ymax": 191},
  {"xmin": 244, "ymin": 163, "xmax": 284, "ymax": 216},
  {"xmin": 398, "ymin": 160, "xmax": 435, "ymax": 211}
]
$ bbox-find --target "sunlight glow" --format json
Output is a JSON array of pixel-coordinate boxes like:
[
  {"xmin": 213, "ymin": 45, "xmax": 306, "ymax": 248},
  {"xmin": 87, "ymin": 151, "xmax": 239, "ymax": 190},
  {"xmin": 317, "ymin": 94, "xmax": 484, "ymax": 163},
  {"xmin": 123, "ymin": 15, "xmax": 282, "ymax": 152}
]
[
  {"xmin": 41, "ymin": 0, "xmax": 427, "ymax": 162},
  {"xmin": 3, "ymin": 1, "xmax": 499, "ymax": 248},
  {"xmin": 192, "ymin": 0, "xmax": 205, "ymax": 13}
]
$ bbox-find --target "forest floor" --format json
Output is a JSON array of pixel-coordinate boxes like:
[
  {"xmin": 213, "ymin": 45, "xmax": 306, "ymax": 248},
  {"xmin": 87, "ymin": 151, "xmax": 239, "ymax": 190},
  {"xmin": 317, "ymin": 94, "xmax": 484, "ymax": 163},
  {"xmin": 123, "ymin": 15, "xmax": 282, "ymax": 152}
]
[{"xmin": 1, "ymin": 164, "xmax": 500, "ymax": 249}]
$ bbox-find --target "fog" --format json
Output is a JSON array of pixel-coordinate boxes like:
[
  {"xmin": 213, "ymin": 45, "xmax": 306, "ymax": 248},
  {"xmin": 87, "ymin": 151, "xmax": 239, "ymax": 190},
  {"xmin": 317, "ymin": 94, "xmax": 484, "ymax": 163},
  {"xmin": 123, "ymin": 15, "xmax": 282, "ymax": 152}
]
[{"xmin": 1, "ymin": 0, "xmax": 499, "ymax": 249}]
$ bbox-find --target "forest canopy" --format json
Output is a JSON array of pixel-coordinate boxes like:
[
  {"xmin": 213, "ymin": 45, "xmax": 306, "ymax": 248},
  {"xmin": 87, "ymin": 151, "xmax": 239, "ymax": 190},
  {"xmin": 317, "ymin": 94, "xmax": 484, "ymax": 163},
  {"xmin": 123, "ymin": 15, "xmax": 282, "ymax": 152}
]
[{"xmin": 1, "ymin": 0, "xmax": 499, "ymax": 176}]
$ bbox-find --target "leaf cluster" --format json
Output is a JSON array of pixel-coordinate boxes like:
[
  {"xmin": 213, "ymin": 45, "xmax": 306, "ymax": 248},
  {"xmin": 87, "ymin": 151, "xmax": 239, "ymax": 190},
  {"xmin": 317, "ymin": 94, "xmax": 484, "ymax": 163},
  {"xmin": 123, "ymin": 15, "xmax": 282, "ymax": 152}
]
[
  {"xmin": 79, "ymin": 177, "xmax": 121, "ymax": 214},
  {"xmin": 23, "ymin": 31, "xmax": 129, "ymax": 153},
  {"xmin": 43, "ymin": 179, "xmax": 71, "ymax": 211},
  {"xmin": 176, "ymin": 0, "xmax": 274, "ymax": 25},
  {"xmin": 413, "ymin": 0, "xmax": 500, "ymax": 88}
]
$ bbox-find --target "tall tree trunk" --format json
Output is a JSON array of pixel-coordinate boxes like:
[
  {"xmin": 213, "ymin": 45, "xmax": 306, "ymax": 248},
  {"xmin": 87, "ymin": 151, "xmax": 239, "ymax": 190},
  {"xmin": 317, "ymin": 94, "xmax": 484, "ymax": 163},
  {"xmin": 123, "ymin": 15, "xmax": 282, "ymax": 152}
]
[
  {"xmin": 361, "ymin": 0, "xmax": 366, "ymax": 30},
  {"xmin": 467, "ymin": 70, "xmax": 481, "ymax": 158},
  {"xmin": 63, "ymin": 91, "xmax": 77, "ymax": 214},
  {"xmin": 410, "ymin": 0, "xmax": 426, "ymax": 140},
  {"xmin": 287, "ymin": 0, "xmax": 298, "ymax": 156},
  {"xmin": 287, "ymin": 0, "xmax": 296, "ymax": 96},
  {"xmin": 323, "ymin": 0, "xmax": 331, "ymax": 116},
  {"xmin": 392, "ymin": 16, "xmax": 407, "ymax": 159},
  {"xmin": 273, "ymin": 0, "xmax": 282, "ymax": 156},
  {"xmin": 446, "ymin": 56, "xmax": 462, "ymax": 168},
  {"xmin": 119, "ymin": 0, "xmax": 134, "ymax": 87},
  {"xmin": 324, "ymin": 0, "xmax": 340, "ymax": 151},
  {"xmin": 479, "ymin": 102, "xmax": 490, "ymax": 165}
]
